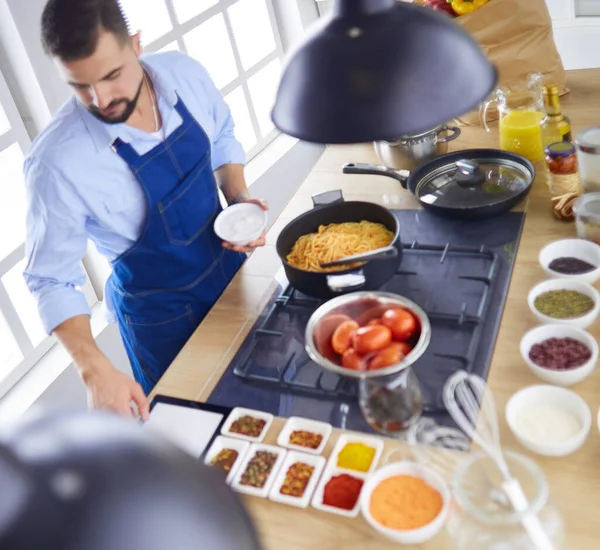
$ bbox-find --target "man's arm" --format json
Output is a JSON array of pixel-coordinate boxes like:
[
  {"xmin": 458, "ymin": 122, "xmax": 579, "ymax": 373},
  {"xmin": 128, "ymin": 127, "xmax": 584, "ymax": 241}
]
[{"xmin": 23, "ymin": 158, "xmax": 148, "ymax": 418}]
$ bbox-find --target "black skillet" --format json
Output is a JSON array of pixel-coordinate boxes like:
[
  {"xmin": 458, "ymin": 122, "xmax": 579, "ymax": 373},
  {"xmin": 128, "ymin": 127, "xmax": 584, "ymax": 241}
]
[{"xmin": 343, "ymin": 149, "xmax": 536, "ymax": 220}]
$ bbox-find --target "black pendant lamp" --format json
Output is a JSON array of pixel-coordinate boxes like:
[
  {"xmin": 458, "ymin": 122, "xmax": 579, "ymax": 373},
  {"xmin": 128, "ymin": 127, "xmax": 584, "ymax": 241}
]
[{"xmin": 271, "ymin": 0, "xmax": 498, "ymax": 143}]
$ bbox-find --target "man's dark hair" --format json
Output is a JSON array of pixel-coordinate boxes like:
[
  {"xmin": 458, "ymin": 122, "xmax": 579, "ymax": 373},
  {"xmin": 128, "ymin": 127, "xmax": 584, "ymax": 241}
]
[{"xmin": 41, "ymin": 0, "xmax": 131, "ymax": 61}]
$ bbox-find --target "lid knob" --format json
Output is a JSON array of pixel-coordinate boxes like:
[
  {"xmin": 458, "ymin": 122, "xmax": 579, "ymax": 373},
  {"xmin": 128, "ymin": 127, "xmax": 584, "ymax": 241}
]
[{"xmin": 455, "ymin": 159, "xmax": 485, "ymax": 187}]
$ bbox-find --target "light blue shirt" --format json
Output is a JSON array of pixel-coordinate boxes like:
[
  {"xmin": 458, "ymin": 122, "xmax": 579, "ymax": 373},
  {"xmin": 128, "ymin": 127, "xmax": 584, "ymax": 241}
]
[{"xmin": 23, "ymin": 51, "xmax": 245, "ymax": 334}]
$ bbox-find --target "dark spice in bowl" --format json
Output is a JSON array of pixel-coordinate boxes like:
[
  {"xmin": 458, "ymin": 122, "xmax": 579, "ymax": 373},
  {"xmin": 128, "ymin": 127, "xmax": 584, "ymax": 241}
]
[
  {"xmin": 548, "ymin": 257, "xmax": 596, "ymax": 275},
  {"xmin": 529, "ymin": 337, "xmax": 592, "ymax": 370},
  {"xmin": 230, "ymin": 415, "xmax": 266, "ymax": 438}
]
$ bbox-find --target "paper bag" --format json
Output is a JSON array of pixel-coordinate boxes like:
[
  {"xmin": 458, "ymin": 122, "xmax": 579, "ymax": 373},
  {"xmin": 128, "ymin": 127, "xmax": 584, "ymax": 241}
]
[{"xmin": 414, "ymin": 0, "xmax": 567, "ymax": 125}]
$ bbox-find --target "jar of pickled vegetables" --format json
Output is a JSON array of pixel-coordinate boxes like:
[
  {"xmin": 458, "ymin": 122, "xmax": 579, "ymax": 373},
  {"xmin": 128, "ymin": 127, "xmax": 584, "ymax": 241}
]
[{"xmin": 545, "ymin": 142, "xmax": 582, "ymax": 220}]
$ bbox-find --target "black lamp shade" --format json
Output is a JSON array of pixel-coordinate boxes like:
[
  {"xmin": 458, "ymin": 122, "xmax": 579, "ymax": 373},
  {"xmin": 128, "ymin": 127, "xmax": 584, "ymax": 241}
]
[{"xmin": 271, "ymin": 0, "xmax": 498, "ymax": 143}]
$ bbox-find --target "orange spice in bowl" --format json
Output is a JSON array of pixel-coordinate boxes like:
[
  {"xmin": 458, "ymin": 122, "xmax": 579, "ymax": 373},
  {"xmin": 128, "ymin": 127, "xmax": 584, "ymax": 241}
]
[{"xmin": 369, "ymin": 474, "xmax": 443, "ymax": 530}]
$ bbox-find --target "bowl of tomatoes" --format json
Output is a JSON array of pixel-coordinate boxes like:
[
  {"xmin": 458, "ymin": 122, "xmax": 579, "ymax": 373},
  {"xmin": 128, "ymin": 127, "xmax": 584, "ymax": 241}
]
[{"xmin": 304, "ymin": 291, "xmax": 431, "ymax": 378}]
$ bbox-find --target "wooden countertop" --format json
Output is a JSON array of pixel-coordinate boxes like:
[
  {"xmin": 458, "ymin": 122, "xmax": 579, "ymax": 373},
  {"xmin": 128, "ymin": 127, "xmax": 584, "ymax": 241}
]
[{"xmin": 153, "ymin": 69, "xmax": 600, "ymax": 548}]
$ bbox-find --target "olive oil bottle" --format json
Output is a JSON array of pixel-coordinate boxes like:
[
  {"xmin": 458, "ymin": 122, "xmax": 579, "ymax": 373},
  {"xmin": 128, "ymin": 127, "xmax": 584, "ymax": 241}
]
[{"xmin": 540, "ymin": 85, "xmax": 572, "ymax": 148}]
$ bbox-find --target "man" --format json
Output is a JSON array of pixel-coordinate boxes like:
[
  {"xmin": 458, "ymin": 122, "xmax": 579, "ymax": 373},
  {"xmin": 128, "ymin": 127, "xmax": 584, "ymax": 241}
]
[{"xmin": 23, "ymin": 0, "xmax": 266, "ymax": 419}]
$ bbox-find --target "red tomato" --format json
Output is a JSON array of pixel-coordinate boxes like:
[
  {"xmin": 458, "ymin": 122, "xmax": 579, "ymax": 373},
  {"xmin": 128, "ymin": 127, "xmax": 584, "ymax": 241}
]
[
  {"xmin": 352, "ymin": 325, "xmax": 392, "ymax": 355},
  {"xmin": 380, "ymin": 308, "xmax": 418, "ymax": 341},
  {"xmin": 313, "ymin": 314, "xmax": 352, "ymax": 362},
  {"xmin": 331, "ymin": 320, "xmax": 360, "ymax": 355},
  {"xmin": 341, "ymin": 348, "xmax": 367, "ymax": 371},
  {"xmin": 368, "ymin": 342, "xmax": 407, "ymax": 370},
  {"xmin": 367, "ymin": 318, "xmax": 383, "ymax": 327}
]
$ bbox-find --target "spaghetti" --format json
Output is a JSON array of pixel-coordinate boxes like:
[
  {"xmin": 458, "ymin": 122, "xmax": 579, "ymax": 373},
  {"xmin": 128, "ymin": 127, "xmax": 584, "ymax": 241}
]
[{"xmin": 286, "ymin": 221, "xmax": 394, "ymax": 273}]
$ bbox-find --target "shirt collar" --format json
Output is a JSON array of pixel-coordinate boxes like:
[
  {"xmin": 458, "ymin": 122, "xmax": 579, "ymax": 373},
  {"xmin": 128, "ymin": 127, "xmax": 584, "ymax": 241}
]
[{"xmin": 78, "ymin": 57, "xmax": 178, "ymax": 153}]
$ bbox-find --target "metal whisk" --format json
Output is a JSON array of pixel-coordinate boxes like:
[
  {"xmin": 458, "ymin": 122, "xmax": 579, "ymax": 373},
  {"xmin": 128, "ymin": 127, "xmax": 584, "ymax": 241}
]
[{"xmin": 443, "ymin": 371, "xmax": 555, "ymax": 550}]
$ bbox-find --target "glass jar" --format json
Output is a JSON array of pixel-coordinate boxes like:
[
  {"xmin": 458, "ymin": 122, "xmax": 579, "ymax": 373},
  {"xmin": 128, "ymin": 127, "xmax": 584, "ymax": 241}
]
[
  {"xmin": 544, "ymin": 142, "xmax": 580, "ymax": 196},
  {"xmin": 450, "ymin": 451, "xmax": 564, "ymax": 550},
  {"xmin": 358, "ymin": 366, "xmax": 423, "ymax": 436},
  {"xmin": 573, "ymin": 192, "xmax": 600, "ymax": 245},
  {"xmin": 575, "ymin": 127, "xmax": 600, "ymax": 192}
]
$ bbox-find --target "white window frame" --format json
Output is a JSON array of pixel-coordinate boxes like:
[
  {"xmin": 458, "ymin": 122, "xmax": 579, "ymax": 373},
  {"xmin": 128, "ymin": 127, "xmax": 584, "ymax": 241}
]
[
  {"xmin": 0, "ymin": 69, "xmax": 98, "ymax": 399},
  {"xmin": 135, "ymin": 0, "xmax": 285, "ymax": 161}
]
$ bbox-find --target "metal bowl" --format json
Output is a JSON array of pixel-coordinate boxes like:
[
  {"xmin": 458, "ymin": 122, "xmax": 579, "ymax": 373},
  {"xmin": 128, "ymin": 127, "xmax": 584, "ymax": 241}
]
[{"xmin": 305, "ymin": 291, "xmax": 431, "ymax": 379}]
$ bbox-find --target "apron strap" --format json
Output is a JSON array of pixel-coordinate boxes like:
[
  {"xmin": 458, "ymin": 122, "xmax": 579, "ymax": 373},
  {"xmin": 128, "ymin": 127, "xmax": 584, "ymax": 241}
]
[{"xmin": 110, "ymin": 137, "xmax": 141, "ymax": 166}]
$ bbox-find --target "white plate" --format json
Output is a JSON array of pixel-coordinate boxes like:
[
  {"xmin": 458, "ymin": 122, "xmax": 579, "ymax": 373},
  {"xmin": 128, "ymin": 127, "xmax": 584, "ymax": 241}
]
[
  {"xmin": 220, "ymin": 407, "xmax": 273, "ymax": 443},
  {"xmin": 213, "ymin": 202, "xmax": 267, "ymax": 246},
  {"xmin": 204, "ymin": 436, "xmax": 250, "ymax": 485},
  {"xmin": 311, "ymin": 467, "xmax": 367, "ymax": 518},
  {"xmin": 276, "ymin": 417, "xmax": 333, "ymax": 455},
  {"xmin": 231, "ymin": 443, "xmax": 287, "ymax": 498},
  {"xmin": 326, "ymin": 433, "xmax": 383, "ymax": 474},
  {"xmin": 268, "ymin": 450, "xmax": 326, "ymax": 508}
]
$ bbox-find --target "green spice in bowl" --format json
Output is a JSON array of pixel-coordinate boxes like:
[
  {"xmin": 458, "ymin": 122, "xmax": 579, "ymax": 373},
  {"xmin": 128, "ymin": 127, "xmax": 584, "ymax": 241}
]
[{"xmin": 534, "ymin": 289, "xmax": 595, "ymax": 319}]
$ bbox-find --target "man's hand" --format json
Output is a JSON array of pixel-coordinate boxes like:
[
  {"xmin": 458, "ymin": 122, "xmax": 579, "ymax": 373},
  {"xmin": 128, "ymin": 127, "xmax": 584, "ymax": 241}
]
[
  {"xmin": 221, "ymin": 197, "xmax": 268, "ymax": 254},
  {"xmin": 83, "ymin": 360, "xmax": 150, "ymax": 420}
]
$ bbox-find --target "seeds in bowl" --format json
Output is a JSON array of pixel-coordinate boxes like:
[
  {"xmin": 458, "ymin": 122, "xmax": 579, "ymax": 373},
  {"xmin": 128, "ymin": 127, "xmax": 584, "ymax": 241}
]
[
  {"xmin": 548, "ymin": 257, "xmax": 596, "ymax": 275},
  {"xmin": 240, "ymin": 450, "xmax": 278, "ymax": 488},
  {"xmin": 230, "ymin": 415, "xmax": 266, "ymax": 438},
  {"xmin": 369, "ymin": 475, "xmax": 443, "ymax": 530},
  {"xmin": 289, "ymin": 430, "xmax": 323, "ymax": 450},
  {"xmin": 279, "ymin": 462, "xmax": 315, "ymax": 497},
  {"xmin": 534, "ymin": 289, "xmax": 594, "ymax": 319},
  {"xmin": 529, "ymin": 337, "xmax": 592, "ymax": 370}
]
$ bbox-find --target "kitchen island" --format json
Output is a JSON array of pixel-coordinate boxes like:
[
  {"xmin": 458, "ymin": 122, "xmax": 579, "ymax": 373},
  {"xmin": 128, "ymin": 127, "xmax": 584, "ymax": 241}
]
[{"xmin": 152, "ymin": 69, "xmax": 600, "ymax": 548}]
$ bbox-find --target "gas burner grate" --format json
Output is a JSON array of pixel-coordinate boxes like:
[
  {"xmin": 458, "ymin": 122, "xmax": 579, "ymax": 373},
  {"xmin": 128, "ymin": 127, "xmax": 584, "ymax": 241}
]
[{"xmin": 232, "ymin": 241, "xmax": 499, "ymax": 413}]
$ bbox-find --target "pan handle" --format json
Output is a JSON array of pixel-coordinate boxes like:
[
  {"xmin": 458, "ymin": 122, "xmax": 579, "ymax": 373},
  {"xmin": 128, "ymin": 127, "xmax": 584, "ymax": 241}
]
[
  {"xmin": 326, "ymin": 271, "xmax": 367, "ymax": 293},
  {"xmin": 311, "ymin": 190, "xmax": 344, "ymax": 208},
  {"xmin": 343, "ymin": 163, "xmax": 410, "ymax": 189},
  {"xmin": 320, "ymin": 246, "xmax": 398, "ymax": 269}
]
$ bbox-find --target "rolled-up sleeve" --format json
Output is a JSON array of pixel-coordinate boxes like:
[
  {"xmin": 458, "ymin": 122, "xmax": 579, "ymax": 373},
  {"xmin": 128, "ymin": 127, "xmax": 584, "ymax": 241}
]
[{"xmin": 23, "ymin": 158, "xmax": 91, "ymax": 334}]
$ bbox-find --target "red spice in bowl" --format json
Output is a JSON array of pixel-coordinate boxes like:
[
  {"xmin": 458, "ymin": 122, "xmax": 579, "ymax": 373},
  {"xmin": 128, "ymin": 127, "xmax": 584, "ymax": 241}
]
[
  {"xmin": 322, "ymin": 473, "xmax": 364, "ymax": 510},
  {"xmin": 528, "ymin": 337, "xmax": 592, "ymax": 370}
]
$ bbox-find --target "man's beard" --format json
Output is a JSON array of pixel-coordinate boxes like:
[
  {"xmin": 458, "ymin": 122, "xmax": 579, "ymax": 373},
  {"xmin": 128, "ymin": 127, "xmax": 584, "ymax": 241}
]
[{"xmin": 87, "ymin": 78, "xmax": 144, "ymax": 124}]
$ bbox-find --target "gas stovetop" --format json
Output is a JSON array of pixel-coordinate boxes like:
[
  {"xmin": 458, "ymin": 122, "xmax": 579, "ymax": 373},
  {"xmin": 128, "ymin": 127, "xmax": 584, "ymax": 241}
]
[{"xmin": 208, "ymin": 209, "xmax": 524, "ymax": 439}]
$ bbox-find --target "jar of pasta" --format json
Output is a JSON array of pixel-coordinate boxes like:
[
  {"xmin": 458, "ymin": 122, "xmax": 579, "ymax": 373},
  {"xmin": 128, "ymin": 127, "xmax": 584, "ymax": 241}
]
[
  {"xmin": 545, "ymin": 142, "xmax": 582, "ymax": 220},
  {"xmin": 573, "ymin": 192, "xmax": 600, "ymax": 245}
]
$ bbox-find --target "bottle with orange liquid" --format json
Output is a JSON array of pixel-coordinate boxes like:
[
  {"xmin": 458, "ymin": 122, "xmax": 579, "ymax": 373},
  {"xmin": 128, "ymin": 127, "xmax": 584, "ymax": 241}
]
[{"xmin": 481, "ymin": 73, "xmax": 545, "ymax": 163}]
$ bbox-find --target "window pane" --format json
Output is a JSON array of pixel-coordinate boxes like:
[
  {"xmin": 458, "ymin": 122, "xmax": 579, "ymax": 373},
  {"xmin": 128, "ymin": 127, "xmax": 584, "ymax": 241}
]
[
  {"xmin": 171, "ymin": 0, "xmax": 218, "ymax": 23},
  {"xmin": 0, "ymin": 143, "xmax": 26, "ymax": 258},
  {"xmin": 0, "ymin": 309, "xmax": 22, "ymax": 380},
  {"xmin": 120, "ymin": 0, "xmax": 172, "ymax": 45},
  {"xmin": 185, "ymin": 14, "xmax": 238, "ymax": 90},
  {"xmin": 247, "ymin": 59, "xmax": 281, "ymax": 138},
  {"xmin": 225, "ymin": 87, "xmax": 256, "ymax": 152},
  {"xmin": 0, "ymin": 101, "xmax": 9, "ymax": 135},
  {"xmin": 2, "ymin": 259, "xmax": 46, "ymax": 347},
  {"xmin": 158, "ymin": 41, "xmax": 180, "ymax": 53},
  {"xmin": 228, "ymin": 0, "xmax": 276, "ymax": 70}
]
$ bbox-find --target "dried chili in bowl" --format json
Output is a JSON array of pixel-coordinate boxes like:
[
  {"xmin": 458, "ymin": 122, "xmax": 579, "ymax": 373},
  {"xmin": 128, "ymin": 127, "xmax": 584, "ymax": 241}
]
[
  {"xmin": 280, "ymin": 462, "xmax": 315, "ymax": 497},
  {"xmin": 230, "ymin": 415, "xmax": 266, "ymax": 438},
  {"xmin": 289, "ymin": 430, "xmax": 323, "ymax": 450},
  {"xmin": 210, "ymin": 449, "xmax": 239, "ymax": 474}
]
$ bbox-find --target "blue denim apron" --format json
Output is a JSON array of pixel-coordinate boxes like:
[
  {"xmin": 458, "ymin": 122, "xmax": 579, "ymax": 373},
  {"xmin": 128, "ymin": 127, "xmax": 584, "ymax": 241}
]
[{"xmin": 106, "ymin": 97, "xmax": 245, "ymax": 394}]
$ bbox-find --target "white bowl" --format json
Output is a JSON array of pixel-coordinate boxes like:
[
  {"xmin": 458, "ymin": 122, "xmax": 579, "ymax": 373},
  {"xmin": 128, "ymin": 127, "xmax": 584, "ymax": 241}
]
[
  {"xmin": 204, "ymin": 435, "xmax": 250, "ymax": 485},
  {"xmin": 268, "ymin": 450, "xmax": 326, "ymax": 508},
  {"xmin": 220, "ymin": 407, "xmax": 273, "ymax": 443},
  {"xmin": 519, "ymin": 324, "xmax": 598, "ymax": 386},
  {"xmin": 539, "ymin": 239, "xmax": 600, "ymax": 284},
  {"xmin": 276, "ymin": 417, "xmax": 332, "ymax": 455},
  {"xmin": 326, "ymin": 433, "xmax": 384, "ymax": 474},
  {"xmin": 230, "ymin": 443, "xmax": 287, "ymax": 498},
  {"xmin": 311, "ymin": 467, "xmax": 367, "ymax": 518},
  {"xmin": 506, "ymin": 385, "xmax": 591, "ymax": 457},
  {"xmin": 213, "ymin": 202, "xmax": 267, "ymax": 246},
  {"xmin": 360, "ymin": 461, "xmax": 451, "ymax": 545},
  {"xmin": 527, "ymin": 278, "xmax": 600, "ymax": 329}
]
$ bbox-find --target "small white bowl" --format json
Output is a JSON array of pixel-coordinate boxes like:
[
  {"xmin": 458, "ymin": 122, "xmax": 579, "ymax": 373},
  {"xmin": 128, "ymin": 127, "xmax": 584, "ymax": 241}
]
[
  {"xmin": 311, "ymin": 467, "xmax": 367, "ymax": 517},
  {"xmin": 276, "ymin": 417, "xmax": 332, "ymax": 455},
  {"xmin": 230, "ymin": 443, "xmax": 287, "ymax": 498},
  {"xmin": 527, "ymin": 278, "xmax": 600, "ymax": 329},
  {"xmin": 213, "ymin": 202, "xmax": 267, "ymax": 246},
  {"xmin": 539, "ymin": 239, "xmax": 600, "ymax": 284},
  {"xmin": 268, "ymin": 450, "xmax": 326, "ymax": 508},
  {"xmin": 520, "ymin": 324, "xmax": 598, "ymax": 386},
  {"xmin": 506, "ymin": 385, "xmax": 592, "ymax": 457},
  {"xmin": 360, "ymin": 461, "xmax": 451, "ymax": 545},
  {"xmin": 326, "ymin": 433, "xmax": 384, "ymax": 474},
  {"xmin": 221, "ymin": 407, "xmax": 273, "ymax": 443},
  {"xmin": 204, "ymin": 435, "xmax": 250, "ymax": 485}
]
